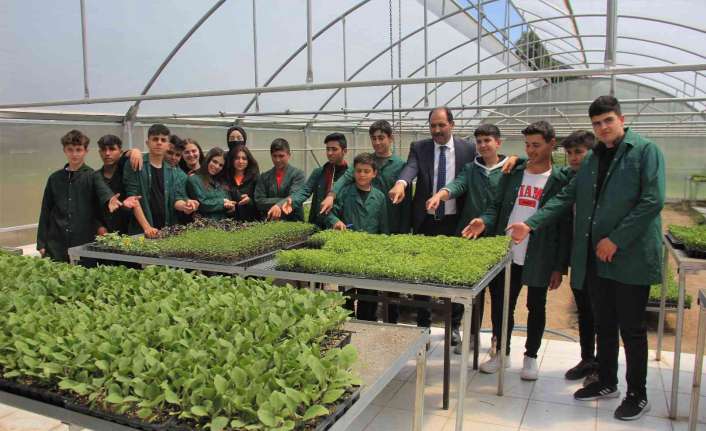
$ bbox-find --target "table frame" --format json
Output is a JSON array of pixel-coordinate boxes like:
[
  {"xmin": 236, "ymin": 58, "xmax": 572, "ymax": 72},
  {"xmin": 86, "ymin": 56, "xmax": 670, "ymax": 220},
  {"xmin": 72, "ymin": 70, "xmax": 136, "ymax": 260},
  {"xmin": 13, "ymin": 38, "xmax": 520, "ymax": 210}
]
[
  {"xmin": 688, "ymin": 289, "xmax": 705, "ymax": 431},
  {"xmin": 657, "ymin": 235, "xmax": 706, "ymax": 419}
]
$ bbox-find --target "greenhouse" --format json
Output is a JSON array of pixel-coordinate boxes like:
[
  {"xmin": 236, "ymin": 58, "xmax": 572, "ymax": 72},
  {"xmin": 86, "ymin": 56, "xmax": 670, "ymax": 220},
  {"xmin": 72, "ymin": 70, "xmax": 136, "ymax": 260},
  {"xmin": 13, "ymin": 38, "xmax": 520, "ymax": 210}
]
[{"xmin": 1, "ymin": 0, "xmax": 706, "ymax": 430}]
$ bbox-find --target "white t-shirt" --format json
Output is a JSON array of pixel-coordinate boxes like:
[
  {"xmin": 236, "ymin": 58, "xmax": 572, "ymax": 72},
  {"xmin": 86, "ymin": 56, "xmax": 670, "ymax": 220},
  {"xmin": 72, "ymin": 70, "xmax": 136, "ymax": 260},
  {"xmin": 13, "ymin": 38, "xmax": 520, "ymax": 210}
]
[{"xmin": 507, "ymin": 169, "xmax": 551, "ymax": 265}]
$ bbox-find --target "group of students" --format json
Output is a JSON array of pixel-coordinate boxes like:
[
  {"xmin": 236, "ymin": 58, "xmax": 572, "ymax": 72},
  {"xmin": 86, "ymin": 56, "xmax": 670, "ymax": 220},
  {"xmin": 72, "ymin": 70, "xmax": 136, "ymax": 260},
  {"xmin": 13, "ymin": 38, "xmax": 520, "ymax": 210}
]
[{"xmin": 37, "ymin": 95, "xmax": 664, "ymax": 422}]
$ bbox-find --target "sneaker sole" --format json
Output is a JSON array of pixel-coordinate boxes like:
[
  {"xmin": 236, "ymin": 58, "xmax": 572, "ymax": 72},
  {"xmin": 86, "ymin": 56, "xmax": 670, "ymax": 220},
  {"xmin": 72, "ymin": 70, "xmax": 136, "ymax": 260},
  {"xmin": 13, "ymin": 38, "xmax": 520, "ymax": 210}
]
[
  {"xmin": 520, "ymin": 374, "xmax": 538, "ymax": 381},
  {"xmin": 575, "ymin": 390, "xmax": 620, "ymax": 401},
  {"xmin": 615, "ymin": 402, "xmax": 651, "ymax": 421}
]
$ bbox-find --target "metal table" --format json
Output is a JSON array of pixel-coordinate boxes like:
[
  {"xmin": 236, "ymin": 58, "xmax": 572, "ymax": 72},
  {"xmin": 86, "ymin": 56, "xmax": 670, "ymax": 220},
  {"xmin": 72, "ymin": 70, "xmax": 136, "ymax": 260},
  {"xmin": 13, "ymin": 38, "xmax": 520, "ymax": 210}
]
[
  {"xmin": 688, "ymin": 289, "xmax": 705, "ymax": 431},
  {"xmin": 0, "ymin": 321, "xmax": 429, "ymax": 431},
  {"xmin": 657, "ymin": 234, "xmax": 706, "ymax": 418},
  {"xmin": 244, "ymin": 253, "xmax": 513, "ymax": 431},
  {"xmin": 331, "ymin": 321, "xmax": 430, "ymax": 431}
]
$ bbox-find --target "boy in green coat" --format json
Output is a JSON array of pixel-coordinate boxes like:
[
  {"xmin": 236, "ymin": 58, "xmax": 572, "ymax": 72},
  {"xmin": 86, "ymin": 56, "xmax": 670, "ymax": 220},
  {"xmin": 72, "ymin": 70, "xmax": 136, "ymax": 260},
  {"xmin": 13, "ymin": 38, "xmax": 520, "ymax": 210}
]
[
  {"xmin": 37, "ymin": 130, "xmax": 133, "ymax": 262},
  {"xmin": 258, "ymin": 138, "xmax": 306, "ymax": 221},
  {"xmin": 122, "ymin": 124, "xmax": 199, "ymax": 237},
  {"xmin": 280, "ymin": 133, "xmax": 349, "ymax": 228},
  {"xmin": 327, "ymin": 153, "xmax": 390, "ymax": 321},
  {"xmin": 509, "ymin": 96, "xmax": 665, "ymax": 421},
  {"xmin": 464, "ymin": 121, "xmax": 570, "ymax": 381},
  {"xmin": 426, "ymin": 123, "xmax": 509, "ymax": 354}
]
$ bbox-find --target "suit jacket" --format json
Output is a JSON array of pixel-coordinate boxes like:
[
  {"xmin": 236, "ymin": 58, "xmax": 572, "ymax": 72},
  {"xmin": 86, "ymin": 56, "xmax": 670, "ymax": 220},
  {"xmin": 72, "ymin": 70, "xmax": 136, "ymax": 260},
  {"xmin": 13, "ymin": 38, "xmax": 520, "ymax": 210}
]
[{"xmin": 398, "ymin": 136, "xmax": 476, "ymax": 232}]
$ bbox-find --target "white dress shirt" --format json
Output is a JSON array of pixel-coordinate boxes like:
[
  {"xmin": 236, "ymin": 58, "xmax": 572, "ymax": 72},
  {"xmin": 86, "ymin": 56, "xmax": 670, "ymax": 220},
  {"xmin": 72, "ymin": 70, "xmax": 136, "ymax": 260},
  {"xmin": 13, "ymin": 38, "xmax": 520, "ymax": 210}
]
[{"xmin": 427, "ymin": 135, "xmax": 457, "ymax": 216}]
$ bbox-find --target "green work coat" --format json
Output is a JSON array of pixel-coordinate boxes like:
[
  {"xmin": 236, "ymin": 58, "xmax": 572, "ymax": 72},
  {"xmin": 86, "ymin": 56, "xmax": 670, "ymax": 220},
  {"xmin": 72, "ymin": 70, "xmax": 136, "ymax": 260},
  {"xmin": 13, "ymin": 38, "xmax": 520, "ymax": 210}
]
[
  {"xmin": 122, "ymin": 154, "xmax": 188, "ymax": 234},
  {"xmin": 480, "ymin": 161, "xmax": 571, "ymax": 287},
  {"xmin": 288, "ymin": 163, "xmax": 347, "ymax": 228},
  {"xmin": 254, "ymin": 165, "xmax": 306, "ymax": 221},
  {"xmin": 187, "ymin": 175, "xmax": 230, "ymax": 220},
  {"xmin": 331, "ymin": 155, "xmax": 411, "ymax": 233},
  {"xmin": 443, "ymin": 156, "xmax": 507, "ymax": 235},
  {"xmin": 326, "ymin": 184, "xmax": 390, "ymax": 234},
  {"xmin": 95, "ymin": 154, "xmax": 130, "ymax": 234},
  {"xmin": 37, "ymin": 164, "xmax": 114, "ymax": 262},
  {"xmin": 525, "ymin": 128, "xmax": 665, "ymax": 287}
]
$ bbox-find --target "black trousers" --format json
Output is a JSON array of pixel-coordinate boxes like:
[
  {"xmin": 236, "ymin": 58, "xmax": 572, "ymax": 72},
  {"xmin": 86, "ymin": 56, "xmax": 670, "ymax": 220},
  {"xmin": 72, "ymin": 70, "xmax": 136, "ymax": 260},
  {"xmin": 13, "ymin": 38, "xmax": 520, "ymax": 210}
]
[
  {"xmin": 490, "ymin": 263, "xmax": 548, "ymax": 358},
  {"xmin": 416, "ymin": 214, "xmax": 464, "ymax": 328},
  {"xmin": 585, "ymin": 256, "xmax": 649, "ymax": 396},
  {"xmin": 571, "ymin": 287, "xmax": 597, "ymax": 362}
]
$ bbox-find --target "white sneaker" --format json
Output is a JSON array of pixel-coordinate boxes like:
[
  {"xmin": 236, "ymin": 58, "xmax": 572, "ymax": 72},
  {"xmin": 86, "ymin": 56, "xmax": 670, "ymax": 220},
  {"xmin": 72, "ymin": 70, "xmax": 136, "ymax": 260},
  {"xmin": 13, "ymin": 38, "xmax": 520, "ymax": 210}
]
[
  {"xmin": 453, "ymin": 336, "xmax": 475, "ymax": 355},
  {"xmin": 520, "ymin": 355, "xmax": 539, "ymax": 381},
  {"xmin": 479, "ymin": 354, "xmax": 511, "ymax": 374}
]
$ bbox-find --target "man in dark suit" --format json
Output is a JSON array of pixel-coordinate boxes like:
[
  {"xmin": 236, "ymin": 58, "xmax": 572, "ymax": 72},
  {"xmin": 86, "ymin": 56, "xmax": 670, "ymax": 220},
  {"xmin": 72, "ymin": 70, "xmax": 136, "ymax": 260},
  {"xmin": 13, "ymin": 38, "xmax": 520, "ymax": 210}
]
[{"xmin": 388, "ymin": 107, "xmax": 476, "ymax": 343}]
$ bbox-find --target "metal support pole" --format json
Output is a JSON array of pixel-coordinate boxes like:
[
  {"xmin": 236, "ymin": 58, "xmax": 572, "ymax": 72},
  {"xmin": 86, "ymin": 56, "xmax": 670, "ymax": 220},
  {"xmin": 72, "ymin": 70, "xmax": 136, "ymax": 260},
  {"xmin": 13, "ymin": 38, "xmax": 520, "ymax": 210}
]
[
  {"xmin": 498, "ymin": 257, "xmax": 511, "ymax": 395},
  {"xmin": 688, "ymin": 298, "xmax": 705, "ymax": 431},
  {"xmin": 504, "ymin": 0, "xmax": 510, "ymax": 103},
  {"xmin": 79, "ymin": 0, "xmax": 90, "ymax": 98},
  {"xmin": 476, "ymin": 0, "xmax": 483, "ymax": 109},
  {"xmin": 605, "ymin": 0, "xmax": 618, "ymax": 96},
  {"xmin": 412, "ymin": 340, "xmax": 427, "ymax": 431},
  {"xmin": 342, "ymin": 17, "xmax": 348, "ymax": 118},
  {"xmin": 423, "ymin": 0, "xmax": 429, "ymax": 107},
  {"xmin": 306, "ymin": 0, "xmax": 314, "ymax": 83},
  {"xmin": 434, "ymin": 60, "xmax": 438, "ymax": 106},
  {"xmin": 656, "ymin": 242, "xmax": 668, "ymax": 361},
  {"xmin": 669, "ymin": 266, "xmax": 687, "ymax": 418},
  {"xmin": 454, "ymin": 301, "xmax": 473, "ymax": 431},
  {"xmin": 303, "ymin": 127, "xmax": 310, "ymax": 174},
  {"xmin": 252, "ymin": 0, "xmax": 260, "ymax": 112}
]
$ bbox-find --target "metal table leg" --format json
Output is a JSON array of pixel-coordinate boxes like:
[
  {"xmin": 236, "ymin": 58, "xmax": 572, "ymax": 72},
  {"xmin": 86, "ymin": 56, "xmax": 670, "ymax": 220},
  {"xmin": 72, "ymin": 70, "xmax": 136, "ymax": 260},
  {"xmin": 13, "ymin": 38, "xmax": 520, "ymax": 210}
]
[
  {"xmin": 669, "ymin": 267, "xmax": 687, "ymax": 419},
  {"xmin": 688, "ymin": 303, "xmax": 705, "ymax": 431},
  {"xmin": 656, "ymin": 243, "xmax": 668, "ymax": 361},
  {"xmin": 413, "ymin": 342, "xmax": 427, "ymax": 431},
  {"xmin": 454, "ymin": 301, "xmax": 473, "ymax": 431},
  {"xmin": 443, "ymin": 298, "xmax": 452, "ymax": 410},
  {"xmin": 498, "ymin": 258, "xmax": 511, "ymax": 396}
]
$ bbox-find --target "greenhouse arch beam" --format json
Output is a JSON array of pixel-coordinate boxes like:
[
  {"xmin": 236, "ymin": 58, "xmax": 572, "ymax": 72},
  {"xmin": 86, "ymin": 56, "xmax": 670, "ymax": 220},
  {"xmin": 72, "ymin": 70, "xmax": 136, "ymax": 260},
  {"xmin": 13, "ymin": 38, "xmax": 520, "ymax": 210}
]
[
  {"xmin": 123, "ymin": 0, "xmax": 227, "ymax": 123},
  {"xmin": 239, "ymin": 0, "xmax": 373, "ymax": 114}
]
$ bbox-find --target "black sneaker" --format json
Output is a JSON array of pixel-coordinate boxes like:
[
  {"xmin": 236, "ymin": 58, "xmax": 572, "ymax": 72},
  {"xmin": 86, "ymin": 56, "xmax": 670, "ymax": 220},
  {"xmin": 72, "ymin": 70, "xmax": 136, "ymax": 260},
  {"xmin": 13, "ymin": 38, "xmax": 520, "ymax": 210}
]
[
  {"xmin": 574, "ymin": 382, "xmax": 620, "ymax": 401},
  {"xmin": 614, "ymin": 393, "xmax": 650, "ymax": 421},
  {"xmin": 565, "ymin": 359, "xmax": 597, "ymax": 380}
]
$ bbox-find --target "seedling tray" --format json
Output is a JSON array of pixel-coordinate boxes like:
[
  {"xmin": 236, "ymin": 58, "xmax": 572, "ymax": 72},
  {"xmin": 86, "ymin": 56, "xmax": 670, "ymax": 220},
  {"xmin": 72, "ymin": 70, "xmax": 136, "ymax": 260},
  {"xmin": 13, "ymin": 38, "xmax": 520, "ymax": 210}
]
[
  {"xmin": 685, "ymin": 245, "xmax": 706, "ymax": 259},
  {"xmin": 0, "ymin": 376, "xmax": 64, "ymax": 408},
  {"xmin": 666, "ymin": 231, "xmax": 685, "ymax": 249},
  {"xmin": 63, "ymin": 397, "xmax": 174, "ymax": 431}
]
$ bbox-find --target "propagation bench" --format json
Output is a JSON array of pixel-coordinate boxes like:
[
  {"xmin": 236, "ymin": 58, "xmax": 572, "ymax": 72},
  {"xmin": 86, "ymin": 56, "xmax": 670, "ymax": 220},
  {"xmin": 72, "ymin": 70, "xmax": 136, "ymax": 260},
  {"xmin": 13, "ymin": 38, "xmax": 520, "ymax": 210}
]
[{"xmin": 0, "ymin": 321, "xmax": 430, "ymax": 431}]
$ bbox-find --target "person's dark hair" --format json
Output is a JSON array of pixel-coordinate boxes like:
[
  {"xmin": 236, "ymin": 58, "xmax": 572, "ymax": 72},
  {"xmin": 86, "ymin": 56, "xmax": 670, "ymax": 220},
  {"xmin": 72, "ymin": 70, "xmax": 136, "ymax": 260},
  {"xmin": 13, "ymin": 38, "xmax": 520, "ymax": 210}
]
[
  {"xmin": 226, "ymin": 126, "xmax": 247, "ymax": 145},
  {"xmin": 521, "ymin": 120, "xmax": 556, "ymax": 142},
  {"xmin": 196, "ymin": 147, "xmax": 227, "ymax": 189},
  {"xmin": 226, "ymin": 145, "xmax": 260, "ymax": 184},
  {"xmin": 148, "ymin": 123, "xmax": 170, "ymax": 137},
  {"xmin": 324, "ymin": 132, "xmax": 347, "ymax": 150},
  {"xmin": 179, "ymin": 138, "xmax": 205, "ymax": 173},
  {"xmin": 170, "ymin": 134, "xmax": 185, "ymax": 152},
  {"xmin": 428, "ymin": 107, "xmax": 454, "ymax": 124},
  {"xmin": 474, "ymin": 124, "xmax": 501, "ymax": 140},
  {"xmin": 353, "ymin": 152, "xmax": 377, "ymax": 171},
  {"xmin": 562, "ymin": 130, "xmax": 595, "ymax": 151},
  {"xmin": 270, "ymin": 138, "xmax": 291, "ymax": 154},
  {"xmin": 61, "ymin": 129, "xmax": 90, "ymax": 149},
  {"xmin": 369, "ymin": 120, "xmax": 393, "ymax": 137},
  {"xmin": 97, "ymin": 134, "xmax": 122, "ymax": 150},
  {"xmin": 588, "ymin": 95, "xmax": 622, "ymax": 117}
]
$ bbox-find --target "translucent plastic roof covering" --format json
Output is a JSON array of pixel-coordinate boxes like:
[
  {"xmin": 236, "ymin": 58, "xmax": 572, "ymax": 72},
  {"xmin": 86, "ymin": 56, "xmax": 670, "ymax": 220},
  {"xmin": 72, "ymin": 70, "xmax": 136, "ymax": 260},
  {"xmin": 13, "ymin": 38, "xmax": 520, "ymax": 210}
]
[{"xmin": 1, "ymin": 0, "xmax": 705, "ymax": 130}]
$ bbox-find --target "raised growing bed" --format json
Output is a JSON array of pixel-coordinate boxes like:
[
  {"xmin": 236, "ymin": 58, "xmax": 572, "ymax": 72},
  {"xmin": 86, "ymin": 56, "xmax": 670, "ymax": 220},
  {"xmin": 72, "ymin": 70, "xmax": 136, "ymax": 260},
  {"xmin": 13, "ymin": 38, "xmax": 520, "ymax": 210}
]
[
  {"xmin": 648, "ymin": 264, "xmax": 692, "ymax": 309},
  {"xmin": 91, "ymin": 218, "xmax": 317, "ymax": 264},
  {"xmin": 669, "ymin": 224, "xmax": 706, "ymax": 259},
  {"xmin": 275, "ymin": 230, "xmax": 509, "ymax": 287},
  {"xmin": 0, "ymin": 253, "xmax": 360, "ymax": 430}
]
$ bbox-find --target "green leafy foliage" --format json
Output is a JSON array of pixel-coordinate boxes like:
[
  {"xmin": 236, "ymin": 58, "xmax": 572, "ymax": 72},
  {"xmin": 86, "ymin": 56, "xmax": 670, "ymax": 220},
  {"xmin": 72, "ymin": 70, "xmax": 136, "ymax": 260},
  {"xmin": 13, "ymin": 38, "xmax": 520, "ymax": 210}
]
[
  {"xmin": 649, "ymin": 263, "xmax": 692, "ymax": 307},
  {"xmin": 95, "ymin": 221, "xmax": 317, "ymax": 262},
  {"xmin": 669, "ymin": 224, "xmax": 706, "ymax": 252},
  {"xmin": 0, "ymin": 254, "xmax": 357, "ymax": 429},
  {"xmin": 277, "ymin": 231, "xmax": 509, "ymax": 286}
]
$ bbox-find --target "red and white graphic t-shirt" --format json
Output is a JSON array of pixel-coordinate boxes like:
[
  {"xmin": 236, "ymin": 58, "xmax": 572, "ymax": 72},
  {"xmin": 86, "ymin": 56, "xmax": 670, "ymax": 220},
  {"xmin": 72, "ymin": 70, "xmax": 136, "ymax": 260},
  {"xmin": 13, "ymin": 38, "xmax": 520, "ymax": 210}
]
[{"xmin": 507, "ymin": 168, "xmax": 551, "ymax": 265}]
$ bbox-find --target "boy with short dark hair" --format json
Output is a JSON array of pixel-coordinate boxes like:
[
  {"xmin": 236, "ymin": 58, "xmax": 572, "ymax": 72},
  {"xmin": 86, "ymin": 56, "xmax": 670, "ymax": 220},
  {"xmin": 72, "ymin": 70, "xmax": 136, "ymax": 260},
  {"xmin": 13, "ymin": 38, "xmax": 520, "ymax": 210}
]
[
  {"xmin": 281, "ymin": 133, "xmax": 349, "ymax": 227},
  {"xmin": 95, "ymin": 134, "xmax": 132, "ymax": 234},
  {"xmin": 122, "ymin": 124, "xmax": 199, "ymax": 237},
  {"xmin": 37, "ymin": 130, "xmax": 129, "ymax": 261},
  {"xmin": 327, "ymin": 152, "xmax": 389, "ymax": 321},
  {"xmin": 558, "ymin": 130, "xmax": 599, "ymax": 383},
  {"xmin": 165, "ymin": 135, "xmax": 185, "ymax": 168},
  {"xmin": 510, "ymin": 96, "xmax": 665, "ymax": 420},
  {"xmin": 426, "ymin": 123, "xmax": 509, "ymax": 354},
  {"xmin": 257, "ymin": 138, "xmax": 306, "ymax": 221},
  {"xmin": 464, "ymin": 120, "xmax": 570, "ymax": 381}
]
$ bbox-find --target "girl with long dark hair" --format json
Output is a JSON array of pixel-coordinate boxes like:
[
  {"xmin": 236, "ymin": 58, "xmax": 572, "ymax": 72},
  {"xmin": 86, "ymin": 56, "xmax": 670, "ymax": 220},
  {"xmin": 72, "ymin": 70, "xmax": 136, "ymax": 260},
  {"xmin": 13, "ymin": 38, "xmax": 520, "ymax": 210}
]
[
  {"xmin": 225, "ymin": 145, "xmax": 261, "ymax": 221},
  {"xmin": 186, "ymin": 147, "xmax": 235, "ymax": 220}
]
